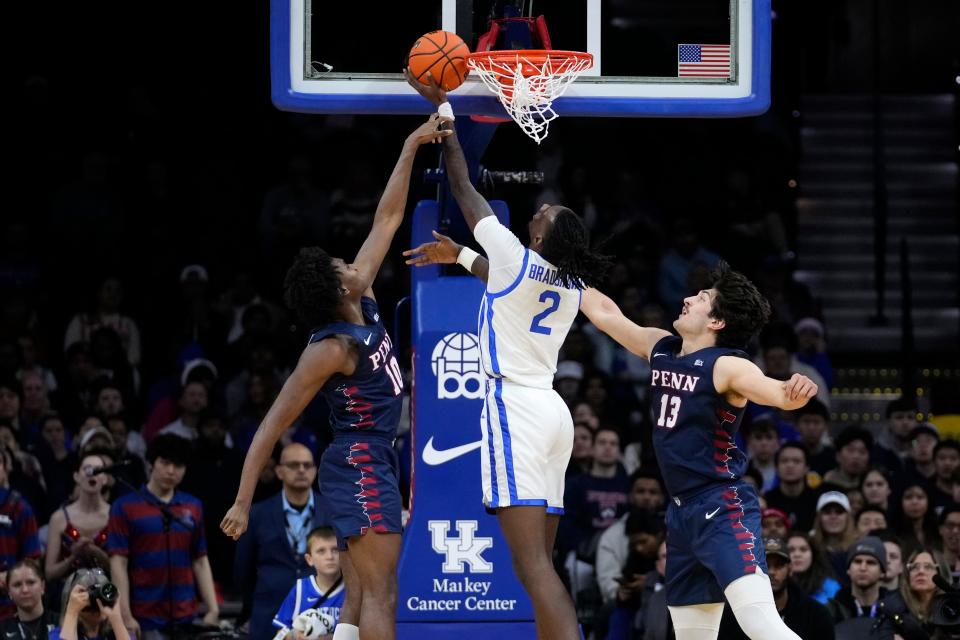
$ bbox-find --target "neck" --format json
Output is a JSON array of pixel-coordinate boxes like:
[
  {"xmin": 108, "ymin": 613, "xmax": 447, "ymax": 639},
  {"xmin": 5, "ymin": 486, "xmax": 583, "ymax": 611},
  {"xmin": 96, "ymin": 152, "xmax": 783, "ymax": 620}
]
[
  {"xmin": 779, "ymin": 478, "xmax": 805, "ymax": 497},
  {"xmin": 803, "ymin": 439, "xmax": 822, "ymax": 454},
  {"xmin": 147, "ymin": 480, "xmax": 174, "ymax": 501},
  {"xmin": 285, "ymin": 487, "xmax": 311, "ymax": 507},
  {"xmin": 591, "ymin": 462, "xmax": 617, "ymax": 479},
  {"xmin": 917, "ymin": 589, "xmax": 935, "ymax": 611},
  {"xmin": 937, "ymin": 478, "xmax": 953, "ymax": 494},
  {"xmin": 774, "ymin": 587, "xmax": 788, "ymax": 612},
  {"xmin": 917, "ymin": 460, "xmax": 935, "ymax": 476},
  {"xmin": 881, "ymin": 577, "xmax": 899, "ymax": 591},
  {"xmin": 338, "ymin": 300, "xmax": 365, "ymax": 325},
  {"xmin": 17, "ymin": 604, "xmax": 43, "ymax": 621},
  {"xmin": 181, "ymin": 413, "xmax": 198, "ymax": 428},
  {"xmin": 315, "ymin": 572, "xmax": 339, "ymax": 592},
  {"xmin": 77, "ymin": 490, "xmax": 102, "ymax": 511},
  {"xmin": 852, "ymin": 583, "xmax": 881, "ymax": 606},
  {"xmin": 679, "ymin": 334, "xmax": 715, "ymax": 357}
]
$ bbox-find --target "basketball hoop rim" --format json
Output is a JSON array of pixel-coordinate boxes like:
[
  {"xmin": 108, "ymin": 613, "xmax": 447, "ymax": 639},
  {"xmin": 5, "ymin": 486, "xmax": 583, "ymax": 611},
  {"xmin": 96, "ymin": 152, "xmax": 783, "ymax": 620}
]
[{"xmin": 467, "ymin": 50, "xmax": 593, "ymax": 75}]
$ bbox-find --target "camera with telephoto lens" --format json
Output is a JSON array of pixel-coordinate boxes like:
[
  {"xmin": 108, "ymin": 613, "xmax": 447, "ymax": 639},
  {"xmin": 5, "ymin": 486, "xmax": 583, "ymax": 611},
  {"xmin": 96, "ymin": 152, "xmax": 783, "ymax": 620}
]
[
  {"xmin": 930, "ymin": 575, "xmax": 960, "ymax": 638},
  {"xmin": 87, "ymin": 581, "xmax": 119, "ymax": 607}
]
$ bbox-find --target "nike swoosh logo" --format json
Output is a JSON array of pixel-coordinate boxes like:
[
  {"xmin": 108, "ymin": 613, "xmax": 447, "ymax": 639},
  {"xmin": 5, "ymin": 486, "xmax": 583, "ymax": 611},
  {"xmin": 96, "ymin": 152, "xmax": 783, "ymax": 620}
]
[
  {"xmin": 652, "ymin": 353, "xmax": 667, "ymax": 358},
  {"xmin": 705, "ymin": 507, "xmax": 721, "ymax": 519},
  {"xmin": 363, "ymin": 334, "xmax": 372, "ymax": 345},
  {"xmin": 422, "ymin": 436, "xmax": 482, "ymax": 465}
]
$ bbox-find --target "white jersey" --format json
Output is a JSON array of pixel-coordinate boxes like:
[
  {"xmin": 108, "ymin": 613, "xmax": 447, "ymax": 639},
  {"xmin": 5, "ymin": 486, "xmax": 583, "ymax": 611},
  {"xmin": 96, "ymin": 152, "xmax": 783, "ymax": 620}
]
[{"xmin": 474, "ymin": 216, "xmax": 582, "ymax": 389}]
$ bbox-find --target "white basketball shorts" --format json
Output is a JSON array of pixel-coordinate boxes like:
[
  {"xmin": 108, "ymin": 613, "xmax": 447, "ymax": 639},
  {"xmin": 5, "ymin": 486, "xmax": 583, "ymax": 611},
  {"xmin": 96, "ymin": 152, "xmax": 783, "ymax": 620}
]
[{"xmin": 480, "ymin": 378, "xmax": 574, "ymax": 514}]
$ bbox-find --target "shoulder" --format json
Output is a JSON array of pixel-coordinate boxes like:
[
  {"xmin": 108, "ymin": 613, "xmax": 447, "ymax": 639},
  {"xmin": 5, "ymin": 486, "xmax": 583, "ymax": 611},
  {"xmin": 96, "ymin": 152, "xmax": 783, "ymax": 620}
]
[
  {"xmin": 48, "ymin": 508, "xmax": 66, "ymax": 528},
  {"xmin": 651, "ymin": 335, "xmax": 681, "ymax": 355}
]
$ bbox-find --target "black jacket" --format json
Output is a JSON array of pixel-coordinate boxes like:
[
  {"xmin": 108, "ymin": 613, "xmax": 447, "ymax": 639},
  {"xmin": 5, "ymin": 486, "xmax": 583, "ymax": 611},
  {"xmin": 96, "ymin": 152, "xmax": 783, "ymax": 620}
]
[
  {"xmin": 827, "ymin": 585, "xmax": 889, "ymax": 622},
  {"xmin": 719, "ymin": 582, "xmax": 836, "ymax": 639}
]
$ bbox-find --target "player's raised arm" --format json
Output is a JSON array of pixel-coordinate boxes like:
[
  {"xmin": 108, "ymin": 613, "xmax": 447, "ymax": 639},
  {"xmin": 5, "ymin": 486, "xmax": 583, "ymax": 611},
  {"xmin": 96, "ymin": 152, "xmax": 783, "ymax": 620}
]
[
  {"xmin": 405, "ymin": 69, "xmax": 495, "ymax": 233},
  {"xmin": 579, "ymin": 288, "xmax": 671, "ymax": 361},
  {"xmin": 403, "ymin": 229, "xmax": 490, "ymax": 283},
  {"xmin": 713, "ymin": 355, "xmax": 818, "ymax": 411},
  {"xmin": 351, "ymin": 114, "xmax": 452, "ymax": 288},
  {"xmin": 220, "ymin": 338, "xmax": 354, "ymax": 539}
]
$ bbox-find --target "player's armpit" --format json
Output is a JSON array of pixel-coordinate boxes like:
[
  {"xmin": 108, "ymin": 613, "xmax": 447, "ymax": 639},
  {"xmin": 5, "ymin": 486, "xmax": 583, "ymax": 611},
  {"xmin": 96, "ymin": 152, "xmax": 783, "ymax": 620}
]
[
  {"xmin": 714, "ymin": 356, "xmax": 817, "ymax": 410},
  {"xmin": 579, "ymin": 288, "xmax": 669, "ymax": 360}
]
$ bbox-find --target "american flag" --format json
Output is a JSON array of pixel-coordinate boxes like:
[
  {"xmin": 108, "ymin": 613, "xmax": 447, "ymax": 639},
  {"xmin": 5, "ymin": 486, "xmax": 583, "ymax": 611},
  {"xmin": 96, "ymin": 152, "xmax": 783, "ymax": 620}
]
[{"xmin": 678, "ymin": 44, "xmax": 731, "ymax": 77}]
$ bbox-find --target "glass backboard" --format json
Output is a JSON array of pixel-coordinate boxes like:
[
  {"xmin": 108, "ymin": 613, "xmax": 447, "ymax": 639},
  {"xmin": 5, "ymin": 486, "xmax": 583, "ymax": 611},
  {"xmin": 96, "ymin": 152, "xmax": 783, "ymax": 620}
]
[{"xmin": 271, "ymin": 0, "xmax": 770, "ymax": 117}]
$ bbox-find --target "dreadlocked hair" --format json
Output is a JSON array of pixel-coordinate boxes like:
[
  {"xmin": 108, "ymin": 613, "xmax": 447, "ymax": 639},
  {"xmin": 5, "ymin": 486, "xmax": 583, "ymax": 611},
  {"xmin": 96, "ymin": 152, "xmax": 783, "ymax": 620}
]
[
  {"xmin": 707, "ymin": 261, "xmax": 772, "ymax": 348},
  {"xmin": 283, "ymin": 247, "xmax": 342, "ymax": 330},
  {"xmin": 540, "ymin": 208, "xmax": 613, "ymax": 289}
]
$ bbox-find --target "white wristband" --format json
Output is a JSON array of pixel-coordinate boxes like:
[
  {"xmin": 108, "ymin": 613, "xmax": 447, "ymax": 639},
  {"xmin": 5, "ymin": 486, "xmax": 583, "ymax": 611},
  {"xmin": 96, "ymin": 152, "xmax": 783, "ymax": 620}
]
[
  {"xmin": 438, "ymin": 102, "xmax": 455, "ymax": 121},
  {"xmin": 456, "ymin": 247, "xmax": 479, "ymax": 272}
]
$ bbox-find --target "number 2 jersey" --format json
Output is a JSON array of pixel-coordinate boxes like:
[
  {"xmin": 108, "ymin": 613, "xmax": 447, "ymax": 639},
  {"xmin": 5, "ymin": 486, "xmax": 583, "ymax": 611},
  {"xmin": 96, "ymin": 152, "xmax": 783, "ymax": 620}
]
[
  {"xmin": 649, "ymin": 335, "xmax": 750, "ymax": 499},
  {"xmin": 474, "ymin": 216, "xmax": 582, "ymax": 389},
  {"xmin": 308, "ymin": 297, "xmax": 403, "ymax": 439}
]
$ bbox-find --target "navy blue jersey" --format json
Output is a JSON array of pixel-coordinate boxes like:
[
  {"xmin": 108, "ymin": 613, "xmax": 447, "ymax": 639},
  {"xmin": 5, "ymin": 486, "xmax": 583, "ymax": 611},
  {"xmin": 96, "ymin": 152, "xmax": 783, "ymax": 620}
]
[
  {"xmin": 308, "ymin": 297, "xmax": 403, "ymax": 439},
  {"xmin": 649, "ymin": 335, "xmax": 749, "ymax": 499}
]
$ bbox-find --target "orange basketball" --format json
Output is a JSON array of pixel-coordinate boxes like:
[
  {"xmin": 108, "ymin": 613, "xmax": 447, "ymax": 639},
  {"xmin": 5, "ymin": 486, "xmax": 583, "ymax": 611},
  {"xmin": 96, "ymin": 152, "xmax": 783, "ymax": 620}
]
[{"xmin": 407, "ymin": 30, "xmax": 470, "ymax": 91}]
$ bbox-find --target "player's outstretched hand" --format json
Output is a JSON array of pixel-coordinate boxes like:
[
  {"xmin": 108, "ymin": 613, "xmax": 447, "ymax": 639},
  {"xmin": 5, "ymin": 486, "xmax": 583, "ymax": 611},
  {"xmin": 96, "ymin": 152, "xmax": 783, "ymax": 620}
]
[
  {"xmin": 220, "ymin": 503, "xmax": 250, "ymax": 540},
  {"xmin": 403, "ymin": 230, "xmax": 461, "ymax": 266},
  {"xmin": 783, "ymin": 373, "xmax": 818, "ymax": 404},
  {"xmin": 407, "ymin": 113, "xmax": 453, "ymax": 146},
  {"xmin": 404, "ymin": 67, "xmax": 447, "ymax": 106}
]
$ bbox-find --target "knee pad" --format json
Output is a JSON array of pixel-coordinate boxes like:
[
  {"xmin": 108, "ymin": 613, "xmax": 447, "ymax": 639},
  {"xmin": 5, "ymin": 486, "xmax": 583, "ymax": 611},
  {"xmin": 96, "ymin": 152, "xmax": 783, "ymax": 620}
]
[
  {"xmin": 725, "ymin": 573, "xmax": 801, "ymax": 640},
  {"xmin": 668, "ymin": 603, "xmax": 724, "ymax": 640}
]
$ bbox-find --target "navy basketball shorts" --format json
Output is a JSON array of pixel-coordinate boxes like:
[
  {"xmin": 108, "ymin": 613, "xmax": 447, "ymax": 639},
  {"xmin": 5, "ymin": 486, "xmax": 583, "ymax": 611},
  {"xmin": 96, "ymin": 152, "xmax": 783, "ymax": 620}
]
[
  {"xmin": 664, "ymin": 481, "xmax": 767, "ymax": 606},
  {"xmin": 318, "ymin": 436, "xmax": 403, "ymax": 549}
]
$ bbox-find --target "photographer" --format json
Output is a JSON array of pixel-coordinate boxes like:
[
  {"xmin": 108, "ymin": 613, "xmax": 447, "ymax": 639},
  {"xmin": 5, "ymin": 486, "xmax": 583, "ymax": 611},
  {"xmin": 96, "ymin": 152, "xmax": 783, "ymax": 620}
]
[{"xmin": 51, "ymin": 568, "xmax": 130, "ymax": 640}]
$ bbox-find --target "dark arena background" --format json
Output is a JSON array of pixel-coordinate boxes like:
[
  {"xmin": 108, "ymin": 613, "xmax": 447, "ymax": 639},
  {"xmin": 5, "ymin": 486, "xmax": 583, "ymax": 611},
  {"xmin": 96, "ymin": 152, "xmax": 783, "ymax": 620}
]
[{"xmin": 3, "ymin": 0, "xmax": 960, "ymax": 639}]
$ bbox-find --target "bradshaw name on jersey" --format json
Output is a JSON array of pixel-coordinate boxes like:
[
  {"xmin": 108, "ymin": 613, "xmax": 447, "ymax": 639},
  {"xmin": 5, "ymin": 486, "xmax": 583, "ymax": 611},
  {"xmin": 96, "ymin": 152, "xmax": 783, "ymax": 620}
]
[
  {"xmin": 308, "ymin": 297, "xmax": 403, "ymax": 439},
  {"xmin": 473, "ymin": 216, "xmax": 582, "ymax": 390},
  {"xmin": 649, "ymin": 335, "xmax": 749, "ymax": 499}
]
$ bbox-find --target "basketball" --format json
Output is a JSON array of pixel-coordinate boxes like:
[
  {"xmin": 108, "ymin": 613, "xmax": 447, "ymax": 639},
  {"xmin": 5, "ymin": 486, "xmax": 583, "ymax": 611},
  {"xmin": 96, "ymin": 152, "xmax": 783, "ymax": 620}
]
[{"xmin": 407, "ymin": 30, "xmax": 470, "ymax": 91}]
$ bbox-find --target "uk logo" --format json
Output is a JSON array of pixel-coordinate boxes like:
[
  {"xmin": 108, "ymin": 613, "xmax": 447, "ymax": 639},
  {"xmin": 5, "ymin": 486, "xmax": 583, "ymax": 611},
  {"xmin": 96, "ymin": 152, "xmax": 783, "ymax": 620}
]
[
  {"xmin": 431, "ymin": 332, "xmax": 483, "ymax": 400},
  {"xmin": 429, "ymin": 520, "xmax": 493, "ymax": 573}
]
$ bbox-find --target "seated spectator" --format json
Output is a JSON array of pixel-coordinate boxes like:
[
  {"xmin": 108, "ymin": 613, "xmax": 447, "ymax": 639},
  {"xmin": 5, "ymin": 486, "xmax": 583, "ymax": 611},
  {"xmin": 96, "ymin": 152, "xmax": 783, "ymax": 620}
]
[
  {"xmin": 52, "ymin": 569, "xmax": 130, "ymax": 640},
  {"xmin": 63, "ymin": 276, "xmax": 141, "ymax": 368},
  {"xmin": 554, "ymin": 361, "xmax": 584, "ymax": 408},
  {"xmin": 1, "ymin": 422, "xmax": 48, "ymax": 520},
  {"xmin": 860, "ymin": 467, "xmax": 893, "ymax": 512},
  {"xmin": 894, "ymin": 483, "xmax": 941, "ymax": 555},
  {"xmin": 845, "ymin": 487, "xmax": 865, "ymax": 516},
  {"xmin": 876, "ymin": 546, "xmax": 951, "ymax": 639},
  {"xmin": 856, "ymin": 505, "xmax": 888, "ymax": 536},
  {"xmin": 929, "ymin": 439, "xmax": 960, "ymax": 512},
  {"xmin": 601, "ymin": 511, "xmax": 663, "ymax": 640},
  {"xmin": 596, "ymin": 469, "xmax": 665, "ymax": 604},
  {"xmin": 228, "ymin": 373, "xmax": 274, "ymax": 452},
  {"xmin": 823, "ymin": 426, "xmax": 872, "ymax": 491},
  {"xmin": 758, "ymin": 327, "xmax": 830, "ymax": 408},
  {"xmin": 761, "ymin": 508, "xmax": 791, "ymax": 540},
  {"xmin": 637, "ymin": 540, "xmax": 668, "ymax": 640},
  {"xmin": 827, "ymin": 536, "xmax": 888, "ymax": 623},
  {"xmin": 0, "ymin": 378, "xmax": 25, "ymax": 443},
  {"xmin": 872, "ymin": 530, "xmax": 905, "ymax": 594},
  {"xmin": 718, "ymin": 538, "xmax": 835, "ymax": 639},
  {"xmin": 0, "ymin": 449, "xmax": 42, "ymax": 618},
  {"xmin": 157, "ymin": 381, "xmax": 208, "ymax": 442},
  {"xmin": 36, "ymin": 412, "xmax": 77, "ymax": 511},
  {"xmin": 903, "ymin": 423, "xmax": 940, "ymax": 487},
  {"xmin": 571, "ymin": 402, "xmax": 599, "ymax": 431},
  {"xmin": 272, "ymin": 526, "xmax": 346, "ymax": 640},
  {"xmin": 19, "ymin": 370, "xmax": 51, "ymax": 440},
  {"xmin": 657, "ymin": 217, "xmax": 721, "ymax": 315},
  {"xmin": 104, "ymin": 415, "xmax": 146, "ymax": 471},
  {"xmin": 939, "ymin": 505, "xmax": 960, "ymax": 576},
  {"xmin": 793, "ymin": 317, "xmax": 833, "ymax": 390},
  {"xmin": 765, "ymin": 442, "xmax": 820, "ymax": 531},
  {"xmin": 787, "ymin": 531, "xmax": 841, "ymax": 604},
  {"xmin": 745, "ymin": 419, "xmax": 779, "ymax": 492},
  {"xmin": 142, "ymin": 358, "xmax": 218, "ymax": 443},
  {"xmin": 0, "ymin": 559, "xmax": 56, "ymax": 637},
  {"xmin": 45, "ymin": 454, "xmax": 113, "ymax": 583},
  {"xmin": 872, "ymin": 396, "xmax": 919, "ymax": 474},
  {"xmin": 566, "ymin": 424, "xmax": 593, "ymax": 478},
  {"xmin": 16, "ymin": 333, "xmax": 59, "ymax": 394},
  {"xmin": 793, "ymin": 399, "xmax": 835, "ymax": 477},
  {"xmin": 814, "ymin": 491, "xmax": 858, "ymax": 580}
]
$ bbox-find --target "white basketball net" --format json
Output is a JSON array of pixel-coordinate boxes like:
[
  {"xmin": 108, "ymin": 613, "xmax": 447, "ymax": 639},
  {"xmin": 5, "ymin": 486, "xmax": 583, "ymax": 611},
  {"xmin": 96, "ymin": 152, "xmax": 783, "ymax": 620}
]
[{"xmin": 467, "ymin": 52, "xmax": 592, "ymax": 143}]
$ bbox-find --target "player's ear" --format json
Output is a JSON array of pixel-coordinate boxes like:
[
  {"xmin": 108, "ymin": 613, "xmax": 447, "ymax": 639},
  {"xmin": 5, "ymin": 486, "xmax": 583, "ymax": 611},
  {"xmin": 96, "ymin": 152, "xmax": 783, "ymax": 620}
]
[{"xmin": 707, "ymin": 317, "xmax": 725, "ymax": 331}]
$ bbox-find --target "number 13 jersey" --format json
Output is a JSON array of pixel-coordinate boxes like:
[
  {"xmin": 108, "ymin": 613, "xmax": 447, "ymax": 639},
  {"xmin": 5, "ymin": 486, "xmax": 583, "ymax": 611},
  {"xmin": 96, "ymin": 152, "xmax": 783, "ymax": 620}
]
[
  {"xmin": 474, "ymin": 216, "xmax": 582, "ymax": 390},
  {"xmin": 649, "ymin": 335, "xmax": 750, "ymax": 499}
]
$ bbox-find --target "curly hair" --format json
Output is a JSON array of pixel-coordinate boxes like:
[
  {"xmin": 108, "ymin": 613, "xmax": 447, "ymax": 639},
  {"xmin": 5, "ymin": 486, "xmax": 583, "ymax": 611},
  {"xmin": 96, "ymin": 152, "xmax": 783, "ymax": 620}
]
[
  {"xmin": 707, "ymin": 261, "xmax": 772, "ymax": 348},
  {"xmin": 283, "ymin": 247, "xmax": 343, "ymax": 330},
  {"xmin": 540, "ymin": 208, "xmax": 612, "ymax": 289}
]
